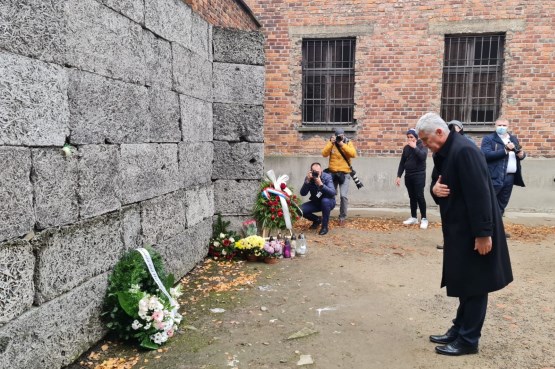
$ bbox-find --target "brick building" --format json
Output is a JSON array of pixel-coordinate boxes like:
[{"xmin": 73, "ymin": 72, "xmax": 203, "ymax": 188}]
[{"xmin": 247, "ymin": 0, "xmax": 555, "ymax": 212}]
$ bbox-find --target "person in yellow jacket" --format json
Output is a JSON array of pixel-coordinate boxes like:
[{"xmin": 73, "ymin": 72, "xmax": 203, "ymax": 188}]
[{"xmin": 322, "ymin": 128, "xmax": 358, "ymax": 226}]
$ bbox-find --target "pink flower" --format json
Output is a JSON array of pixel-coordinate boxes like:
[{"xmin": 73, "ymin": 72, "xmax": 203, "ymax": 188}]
[
  {"xmin": 152, "ymin": 310, "xmax": 164, "ymax": 322},
  {"xmin": 154, "ymin": 321, "xmax": 165, "ymax": 330}
]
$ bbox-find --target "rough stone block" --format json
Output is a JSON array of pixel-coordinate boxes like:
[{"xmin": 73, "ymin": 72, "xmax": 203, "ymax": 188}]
[
  {"xmin": 218, "ymin": 215, "xmax": 250, "ymax": 235},
  {"xmin": 0, "ymin": 52, "xmax": 69, "ymax": 146},
  {"xmin": 77, "ymin": 145, "xmax": 121, "ymax": 219},
  {"xmin": 213, "ymin": 63, "xmax": 265, "ymax": 104},
  {"xmin": 155, "ymin": 218, "xmax": 211, "ymax": 279},
  {"xmin": 120, "ymin": 144, "xmax": 180, "ymax": 204},
  {"xmin": 144, "ymin": 30, "xmax": 173, "ymax": 89},
  {"xmin": 98, "ymin": 0, "xmax": 144, "ymax": 24},
  {"xmin": 180, "ymin": 95, "xmax": 213, "ymax": 142},
  {"xmin": 145, "ymin": 0, "xmax": 192, "ymax": 48},
  {"xmin": 213, "ymin": 142, "xmax": 264, "ymax": 180},
  {"xmin": 65, "ymin": 0, "xmax": 146, "ymax": 84},
  {"xmin": 32, "ymin": 214, "xmax": 122, "ymax": 304},
  {"xmin": 141, "ymin": 190, "xmax": 187, "ymax": 246},
  {"xmin": 0, "ymin": 147, "xmax": 34, "ymax": 242},
  {"xmin": 121, "ymin": 204, "xmax": 141, "ymax": 251},
  {"xmin": 0, "ymin": 0, "xmax": 66, "ymax": 62},
  {"xmin": 178, "ymin": 142, "xmax": 213, "ymax": 188},
  {"xmin": 31, "ymin": 148, "xmax": 79, "ymax": 229},
  {"xmin": 191, "ymin": 12, "xmax": 210, "ymax": 60},
  {"xmin": 68, "ymin": 69, "xmax": 150, "ymax": 144},
  {"xmin": 149, "ymin": 88, "xmax": 181, "ymax": 143},
  {"xmin": 214, "ymin": 180, "xmax": 260, "ymax": 215},
  {"xmin": 172, "ymin": 43, "xmax": 212, "ymax": 101},
  {"xmin": 213, "ymin": 27, "xmax": 265, "ymax": 65},
  {"xmin": 213, "ymin": 103, "xmax": 264, "ymax": 142},
  {"xmin": 185, "ymin": 185, "xmax": 214, "ymax": 227},
  {"xmin": 0, "ymin": 239, "xmax": 35, "ymax": 324},
  {"xmin": 0, "ymin": 273, "xmax": 108, "ymax": 369}
]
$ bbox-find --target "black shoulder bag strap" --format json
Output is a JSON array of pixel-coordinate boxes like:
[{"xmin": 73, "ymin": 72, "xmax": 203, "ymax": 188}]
[{"xmin": 335, "ymin": 143, "xmax": 353, "ymax": 172}]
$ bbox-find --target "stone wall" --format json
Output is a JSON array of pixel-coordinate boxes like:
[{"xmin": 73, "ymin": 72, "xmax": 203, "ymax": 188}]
[{"xmin": 0, "ymin": 0, "xmax": 264, "ymax": 368}]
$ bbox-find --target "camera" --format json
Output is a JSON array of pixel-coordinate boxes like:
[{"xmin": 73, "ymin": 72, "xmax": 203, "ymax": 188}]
[
  {"xmin": 350, "ymin": 170, "xmax": 364, "ymax": 189},
  {"xmin": 335, "ymin": 135, "xmax": 343, "ymax": 143},
  {"xmin": 514, "ymin": 143, "xmax": 522, "ymax": 154},
  {"xmin": 311, "ymin": 170, "xmax": 319, "ymax": 178}
]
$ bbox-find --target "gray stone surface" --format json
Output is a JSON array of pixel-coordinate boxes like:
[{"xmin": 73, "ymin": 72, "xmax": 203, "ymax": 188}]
[
  {"xmin": 0, "ymin": 147, "xmax": 34, "ymax": 242},
  {"xmin": 213, "ymin": 103, "xmax": 264, "ymax": 142},
  {"xmin": 0, "ymin": 273, "xmax": 108, "ymax": 369},
  {"xmin": 65, "ymin": 0, "xmax": 146, "ymax": 84},
  {"xmin": 141, "ymin": 190, "xmax": 187, "ymax": 246},
  {"xmin": 0, "ymin": 0, "xmax": 66, "ymax": 62},
  {"xmin": 0, "ymin": 239, "xmax": 34, "ymax": 324},
  {"xmin": 120, "ymin": 144, "xmax": 180, "ymax": 204},
  {"xmin": 98, "ymin": 0, "xmax": 144, "ymax": 24},
  {"xmin": 191, "ymin": 12, "xmax": 210, "ymax": 60},
  {"xmin": 149, "ymin": 88, "xmax": 181, "ymax": 143},
  {"xmin": 178, "ymin": 141, "xmax": 213, "ymax": 188},
  {"xmin": 32, "ymin": 214, "xmax": 122, "ymax": 304},
  {"xmin": 212, "ymin": 27, "xmax": 265, "ymax": 65},
  {"xmin": 68, "ymin": 69, "xmax": 150, "ymax": 144},
  {"xmin": 155, "ymin": 218, "xmax": 211, "ymax": 279},
  {"xmin": 180, "ymin": 94, "xmax": 213, "ymax": 142},
  {"xmin": 77, "ymin": 145, "xmax": 121, "ymax": 219},
  {"xmin": 0, "ymin": 52, "xmax": 69, "ymax": 146},
  {"xmin": 121, "ymin": 204, "xmax": 142, "ymax": 251},
  {"xmin": 213, "ymin": 180, "xmax": 260, "ymax": 215},
  {"xmin": 172, "ymin": 43, "xmax": 212, "ymax": 101},
  {"xmin": 145, "ymin": 0, "xmax": 192, "ymax": 48},
  {"xmin": 31, "ymin": 148, "xmax": 78, "ymax": 229},
  {"xmin": 144, "ymin": 30, "xmax": 173, "ymax": 89},
  {"xmin": 213, "ymin": 63, "xmax": 265, "ymax": 104},
  {"xmin": 213, "ymin": 142, "xmax": 264, "ymax": 180},
  {"xmin": 219, "ymin": 215, "xmax": 250, "ymax": 235},
  {"xmin": 185, "ymin": 185, "xmax": 214, "ymax": 227}
]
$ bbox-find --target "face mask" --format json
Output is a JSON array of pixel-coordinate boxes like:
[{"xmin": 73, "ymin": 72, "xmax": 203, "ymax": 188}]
[{"xmin": 496, "ymin": 126, "xmax": 508, "ymax": 135}]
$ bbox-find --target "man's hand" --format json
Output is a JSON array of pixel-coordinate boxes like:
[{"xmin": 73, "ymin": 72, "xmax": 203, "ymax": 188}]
[
  {"xmin": 314, "ymin": 174, "xmax": 323, "ymax": 187},
  {"xmin": 395, "ymin": 177, "xmax": 401, "ymax": 186},
  {"xmin": 407, "ymin": 139, "xmax": 417, "ymax": 148},
  {"xmin": 305, "ymin": 170, "xmax": 313, "ymax": 183},
  {"xmin": 330, "ymin": 135, "xmax": 336, "ymax": 143},
  {"xmin": 517, "ymin": 150, "xmax": 525, "ymax": 159},
  {"xmin": 432, "ymin": 175, "xmax": 450, "ymax": 197},
  {"xmin": 474, "ymin": 236, "xmax": 492, "ymax": 255}
]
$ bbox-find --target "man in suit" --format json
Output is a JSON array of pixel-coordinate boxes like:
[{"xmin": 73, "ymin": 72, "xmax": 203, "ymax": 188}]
[
  {"xmin": 416, "ymin": 112, "xmax": 513, "ymax": 356},
  {"xmin": 480, "ymin": 118, "xmax": 526, "ymax": 214},
  {"xmin": 299, "ymin": 162, "xmax": 336, "ymax": 235}
]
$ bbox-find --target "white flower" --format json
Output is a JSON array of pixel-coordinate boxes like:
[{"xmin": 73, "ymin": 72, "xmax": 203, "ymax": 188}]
[
  {"xmin": 222, "ymin": 249, "xmax": 227, "ymax": 255},
  {"xmin": 219, "ymin": 233, "xmax": 225, "ymax": 239},
  {"xmin": 169, "ymin": 286, "xmax": 183, "ymax": 298},
  {"xmin": 131, "ymin": 320, "xmax": 143, "ymax": 330},
  {"xmin": 148, "ymin": 296, "xmax": 163, "ymax": 311},
  {"xmin": 213, "ymin": 241, "xmax": 220, "ymax": 246},
  {"xmin": 138, "ymin": 296, "xmax": 149, "ymax": 311},
  {"xmin": 151, "ymin": 331, "xmax": 169, "ymax": 345},
  {"xmin": 144, "ymin": 322, "xmax": 152, "ymax": 330},
  {"xmin": 229, "ymin": 237, "xmax": 235, "ymax": 242},
  {"xmin": 128, "ymin": 284, "xmax": 141, "ymax": 293}
]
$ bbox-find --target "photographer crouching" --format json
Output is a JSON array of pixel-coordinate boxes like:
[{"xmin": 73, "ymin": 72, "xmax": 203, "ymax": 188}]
[
  {"xmin": 299, "ymin": 163, "xmax": 337, "ymax": 235},
  {"xmin": 322, "ymin": 128, "xmax": 358, "ymax": 226}
]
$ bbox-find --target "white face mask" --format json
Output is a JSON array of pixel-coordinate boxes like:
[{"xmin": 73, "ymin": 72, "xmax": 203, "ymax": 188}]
[{"xmin": 496, "ymin": 126, "xmax": 508, "ymax": 135}]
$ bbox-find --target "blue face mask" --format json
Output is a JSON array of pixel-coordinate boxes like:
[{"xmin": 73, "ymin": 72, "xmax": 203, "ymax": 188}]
[{"xmin": 496, "ymin": 126, "xmax": 508, "ymax": 135}]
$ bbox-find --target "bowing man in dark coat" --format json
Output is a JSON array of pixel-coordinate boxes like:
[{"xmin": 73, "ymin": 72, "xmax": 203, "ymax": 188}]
[{"xmin": 416, "ymin": 113, "xmax": 513, "ymax": 356}]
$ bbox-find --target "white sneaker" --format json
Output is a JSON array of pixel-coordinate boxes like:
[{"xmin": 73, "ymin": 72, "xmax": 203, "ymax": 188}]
[
  {"xmin": 420, "ymin": 218, "xmax": 429, "ymax": 229},
  {"xmin": 403, "ymin": 217, "xmax": 419, "ymax": 225}
]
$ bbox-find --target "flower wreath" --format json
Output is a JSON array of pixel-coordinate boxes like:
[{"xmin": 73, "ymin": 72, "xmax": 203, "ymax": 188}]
[{"xmin": 102, "ymin": 247, "xmax": 183, "ymax": 349}]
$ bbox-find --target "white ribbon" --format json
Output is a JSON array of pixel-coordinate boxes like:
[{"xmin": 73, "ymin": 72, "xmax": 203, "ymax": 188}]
[
  {"xmin": 136, "ymin": 248, "xmax": 178, "ymax": 313},
  {"xmin": 266, "ymin": 170, "xmax": 293, "ymax": 230}
]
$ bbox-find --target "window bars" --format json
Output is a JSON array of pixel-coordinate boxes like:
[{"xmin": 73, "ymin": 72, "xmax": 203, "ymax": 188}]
[
  {"xmin": 302, "ymin": 38, "xmax": 356, "ymax": 125},
  {"xmin": 441, "ymin": 34, "xmax": 505, "ymax": 125}
]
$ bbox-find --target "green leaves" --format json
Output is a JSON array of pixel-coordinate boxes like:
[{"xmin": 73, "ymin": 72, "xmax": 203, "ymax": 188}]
[{"xmin": 116, "ymin": 291, "xmax": 144, "ymax": 319}]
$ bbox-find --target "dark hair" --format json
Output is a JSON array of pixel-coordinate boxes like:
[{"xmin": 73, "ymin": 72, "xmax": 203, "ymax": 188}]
[{"xmin": 310, "ymin": 162, "xmax": 322, "ymax": 170}]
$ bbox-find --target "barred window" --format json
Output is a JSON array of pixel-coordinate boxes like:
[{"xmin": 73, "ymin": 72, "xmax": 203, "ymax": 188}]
[
  {"xmin": 302, "ymin": 38, "xmax": 355, "ymax": 125},
  {"xmin": 441, "ymin": 34, "xmax": 505, "ymax": 125}
]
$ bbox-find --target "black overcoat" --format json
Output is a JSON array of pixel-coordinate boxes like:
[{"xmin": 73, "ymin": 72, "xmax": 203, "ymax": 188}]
[{"xmin": 431, "ymin": 131, "xmax": 513, "ymax": 297}]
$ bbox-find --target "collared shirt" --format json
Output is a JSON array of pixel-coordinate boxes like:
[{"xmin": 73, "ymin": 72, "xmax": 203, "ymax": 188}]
[{"xmin": 497, "ymin": 134, "xmax": 517, "ymax": 174}]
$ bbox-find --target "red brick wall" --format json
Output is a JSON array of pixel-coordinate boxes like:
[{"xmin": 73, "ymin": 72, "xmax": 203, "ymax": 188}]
[
  {"xmin": 185, "ymin": 0, "xmax": 259, "ymax": 30},
  {"xmin": 246, "ymin": 0, "xmax": 555, "ymax": 157}
]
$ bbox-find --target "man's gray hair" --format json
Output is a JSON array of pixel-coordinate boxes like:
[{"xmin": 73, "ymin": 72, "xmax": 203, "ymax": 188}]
[{"xmin": 416, "ymin": 112, "xmax": 449, "ymax": 135}]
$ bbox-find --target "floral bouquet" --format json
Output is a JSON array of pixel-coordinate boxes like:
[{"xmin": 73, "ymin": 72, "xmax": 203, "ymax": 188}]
[
  {"xmin": 208, "ymin": 232, "xmax": 236, "ymax": 261},
  {"xmin": 235, "ymin": 235, "xmax": 265, "ymax": 259},
  {"xmin": 253, "ymin": 171, "xmax": 302, "ymax": 232},
  {"xmin": 262, "ymin": 238, "xmax": 284, "ymax": 259},
  {"xmin": 242, "ymin": 219, "xmax": 258, "ymax": 237},
  {"xmin": 102, "ymin": 247, "xmax": 183, "ymax": 349}
]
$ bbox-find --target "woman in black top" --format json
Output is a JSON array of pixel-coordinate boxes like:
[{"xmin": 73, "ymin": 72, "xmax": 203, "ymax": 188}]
[{"xmin": 395, "ymin": 129, "xmax": 429, "ymax": 228}]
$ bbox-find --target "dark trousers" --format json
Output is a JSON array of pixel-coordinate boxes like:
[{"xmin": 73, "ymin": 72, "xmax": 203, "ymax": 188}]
[
  {"xmin": 495, "ymin": 173, "xmax": 515, "ymax": 214},
  {"xmin": 405, "ymin": 174, "xmax": 426, "ymax": 218},
  {"xmin": 449, "ymin": 294, "xmax": 488, "ymax": 347},
  {"xmin": 301, "ymin": 198, "xmax": 336, "ymax": 228}
]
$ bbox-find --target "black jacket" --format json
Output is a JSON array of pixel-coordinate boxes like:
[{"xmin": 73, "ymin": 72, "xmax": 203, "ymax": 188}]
[
  {"xmin": 431, "ymin": 131, "xmax": 513, "ymax": 297},
  {"xmin": 480, "ymin": 132, "xmax": 526, "ymax": 188},
  {"xmin": 397, "ymin": 140, "xmax": 428, "ymax": 177},
  {"xmin": 300, "ymin": 172, "xmax": 336, "ymax": 202}
]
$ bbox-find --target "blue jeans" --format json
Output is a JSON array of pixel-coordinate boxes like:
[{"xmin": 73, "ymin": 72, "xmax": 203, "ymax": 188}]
[
  {"xmin": 301, "ymin": 198, "xmax": 336, "ymax": 228},
  {"xmin": 495, "ymin": 173, "xmax": 515, "ymax": 214}
]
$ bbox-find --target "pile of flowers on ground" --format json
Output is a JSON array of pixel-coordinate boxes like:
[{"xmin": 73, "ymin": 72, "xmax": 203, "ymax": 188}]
[
  {"xmin": 262, "ymin": 238, "xmax": 284, "ymax": 259},
  {"xmin": 235, "ymin": 235, "xmax": 265, "ymax": 258},
  {"xmin": 208, "ymin": 214, "xmax": 239, "ymax": 261},
  {"xmin": 102, "ymin": 247, "xmax": 183, "ymax": 349}
]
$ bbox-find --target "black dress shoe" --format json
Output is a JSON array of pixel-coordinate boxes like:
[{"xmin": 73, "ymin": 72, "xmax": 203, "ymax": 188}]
[
  {"xmin": 309, "ymin": 218, "xmax": 322, "ymax": 229},
  {"xmin": 318, "ymin": 227, "xmax": 328, "ymax": 235},
  {"xmin": 435, "ymin": 339, "xmax": 478, "ymax": 356},
  {"xmin": 429, "ymin": 330, "xmax": 457, "ymax": 344}
]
